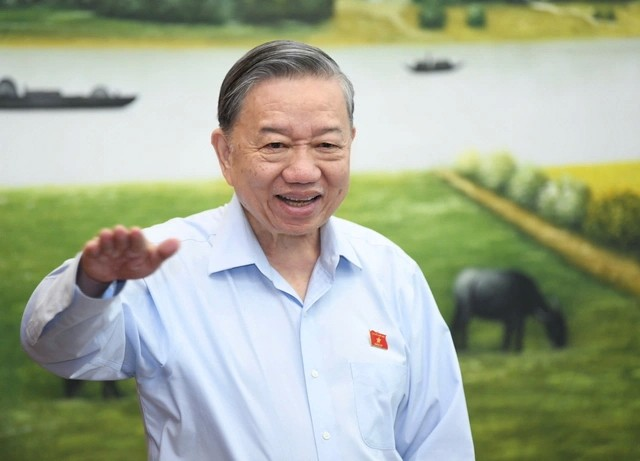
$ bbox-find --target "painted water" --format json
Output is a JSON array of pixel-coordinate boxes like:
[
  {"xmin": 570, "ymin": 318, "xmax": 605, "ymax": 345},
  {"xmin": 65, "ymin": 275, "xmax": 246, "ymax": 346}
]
[{"xmin": 1, "ymin": 38, "xmax": 639, "ymax": 187}]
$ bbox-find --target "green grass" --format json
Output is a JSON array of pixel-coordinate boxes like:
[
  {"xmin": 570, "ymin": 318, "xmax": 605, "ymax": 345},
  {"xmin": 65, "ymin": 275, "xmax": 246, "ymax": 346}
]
[{"xmin": 1, "ymin": 172, "xmax": 639, "ymax": 460}]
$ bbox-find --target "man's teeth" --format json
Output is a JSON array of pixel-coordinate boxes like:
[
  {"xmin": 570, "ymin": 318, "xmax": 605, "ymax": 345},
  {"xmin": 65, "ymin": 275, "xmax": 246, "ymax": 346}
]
[{"xmin": 280, "ymin": 196, "xmax": 316, "ymax": 206}]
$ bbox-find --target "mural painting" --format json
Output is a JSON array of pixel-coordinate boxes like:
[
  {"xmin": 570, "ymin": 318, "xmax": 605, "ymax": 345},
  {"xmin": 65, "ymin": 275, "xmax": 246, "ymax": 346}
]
[{"xmin": 1, "ymin": 1, "xmax": 639, "ymax": 459}]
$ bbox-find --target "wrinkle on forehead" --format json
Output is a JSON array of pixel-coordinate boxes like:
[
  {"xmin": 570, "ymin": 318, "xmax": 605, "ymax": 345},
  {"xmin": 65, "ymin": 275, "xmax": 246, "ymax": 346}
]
[{"xmin": 242, "ymin": 77, "xmax": 350, "ymax": 122}]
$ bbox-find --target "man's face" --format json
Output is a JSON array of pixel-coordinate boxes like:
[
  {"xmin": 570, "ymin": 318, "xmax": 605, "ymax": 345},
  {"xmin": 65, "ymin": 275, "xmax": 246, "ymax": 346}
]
[{"xmin": 212, "ymin": 76, "xmax": 355, "ymax": 241}]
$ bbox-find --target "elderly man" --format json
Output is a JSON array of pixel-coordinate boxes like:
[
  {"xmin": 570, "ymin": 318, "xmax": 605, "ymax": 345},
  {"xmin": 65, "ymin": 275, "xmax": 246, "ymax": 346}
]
[{"xmin": 21, "ymin": 40, "xmax": 474, "ymax": 460}]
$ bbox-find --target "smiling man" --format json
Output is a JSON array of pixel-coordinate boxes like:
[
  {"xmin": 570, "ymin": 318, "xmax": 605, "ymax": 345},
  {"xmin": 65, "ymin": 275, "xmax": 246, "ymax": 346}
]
[
  {"xmin": 21, "ymin": 40, "xmax": 474, "ymax": 460},
  {"xmin": 212, "ymin": 75, "xmax": 353, "ymax": 299}
]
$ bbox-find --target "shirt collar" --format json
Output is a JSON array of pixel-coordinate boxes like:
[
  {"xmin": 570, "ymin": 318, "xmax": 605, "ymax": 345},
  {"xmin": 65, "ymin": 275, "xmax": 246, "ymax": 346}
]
[
  {"xmin": 319, "ymin": 215, "xmax": 363, "ymax": 273},
  {"xmin": 208, "ymin": 195, "xmax": 270, "ymax": 275},
  {"xmin": 208, "ymin": 194, "xmax": 362, "ymax": 275}
]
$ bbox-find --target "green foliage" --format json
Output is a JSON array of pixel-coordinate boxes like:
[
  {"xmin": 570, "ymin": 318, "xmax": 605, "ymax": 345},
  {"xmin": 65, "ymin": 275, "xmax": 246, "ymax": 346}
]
[
  {"xmin": 454, "ymin": 150, "xmax": 517, "ymax": 194},
  {"xmin": 466, "ymin": 3, "xmax": 486, "ymax": 28},
  {"xmin": 536, "ymin": 176, "xmax": 591, "ymax": 230},
  {"xmin": 453, "ymin": 152, "xmax": 640, "ymax": 260},
  {"xmin": 453, "ymin": 149, "xmax": 482, "ymax": 181},
  {"xmin": 454, "ymin": 151, "xmax": 599, "ymax": 231},
  {"xmin": 584, "ymin": 191, "xmax": 640, "ymax": 258},
  {"xmin": 235, "ymin": 0, "xmax": 333, "ymax": 24},
  {"xmin": 593, "ymin": 4, "xmax": 616, "ymax": 21},
  {"xmin": 2, "ymin": 0, "xmax": 333, "ymax": 25},
  {"xmin": 92, "ymin": 0, "xmax": 233, "ymax": 24},
  {"xmin": 506, "ymin": 164, "xmax": 548, "ymax": 210},
  {"xmin": 0, "ymin": 0, "xmax": 38, "ymax": 5},
  {"xmin": 37, "ymin": 0, "xmax": 95, "ymax": 7},
  {"xmin": 419, "ymin": 0, "xmax": 447, "ymax": 30},
  {"xmin": 477, "ymin": 151, "xmax": 516, "ymax": 194}
]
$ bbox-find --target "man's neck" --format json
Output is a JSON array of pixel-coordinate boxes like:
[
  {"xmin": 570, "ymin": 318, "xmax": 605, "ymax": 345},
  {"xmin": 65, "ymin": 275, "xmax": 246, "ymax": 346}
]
[{"xmin": 256, "ymin": 230, "xmax": 321, "ymax": 300}]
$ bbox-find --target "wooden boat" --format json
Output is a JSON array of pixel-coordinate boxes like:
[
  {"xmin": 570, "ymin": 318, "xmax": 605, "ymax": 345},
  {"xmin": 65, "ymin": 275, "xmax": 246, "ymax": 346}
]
[
  {"xmin": 0, "ymin": 77, "xmax": 136, "ymax": 109},
  {"xmin": 407, "ymin": 57, "xmax": 460, "ymax": 73}
]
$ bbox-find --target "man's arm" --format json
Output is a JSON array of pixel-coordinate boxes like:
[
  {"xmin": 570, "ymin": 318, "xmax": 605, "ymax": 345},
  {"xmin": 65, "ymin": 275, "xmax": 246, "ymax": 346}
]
[
  {"xmin": 20, "ymin": 225, "xmax": 180, "ymax": 378},
  {"xmin": 395, "ymin": 266, "xmax": 475, "ymax": 460}
]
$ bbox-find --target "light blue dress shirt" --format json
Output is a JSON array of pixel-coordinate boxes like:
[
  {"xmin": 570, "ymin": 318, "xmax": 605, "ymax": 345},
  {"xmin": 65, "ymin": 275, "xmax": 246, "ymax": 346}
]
[{"xmin": 22, "ymin": 195, "xmax": 474, "ymax": 460}]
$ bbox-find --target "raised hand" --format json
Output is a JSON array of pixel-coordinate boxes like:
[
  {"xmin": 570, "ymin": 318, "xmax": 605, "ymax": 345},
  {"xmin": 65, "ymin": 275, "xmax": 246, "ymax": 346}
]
[{"xmin": 77, "ymin": 225, "xmax": 180, "ymax": 297}]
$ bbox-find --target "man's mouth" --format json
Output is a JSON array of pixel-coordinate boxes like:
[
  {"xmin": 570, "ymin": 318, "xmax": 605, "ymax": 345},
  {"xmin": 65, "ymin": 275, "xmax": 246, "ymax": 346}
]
[{"xmin": 277, "ymin": 195, "xmax": 320, "ymax": 207}]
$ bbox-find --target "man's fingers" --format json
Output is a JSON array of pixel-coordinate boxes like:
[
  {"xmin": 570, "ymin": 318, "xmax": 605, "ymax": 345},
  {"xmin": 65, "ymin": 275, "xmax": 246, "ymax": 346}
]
[
  {"xmin": 97, "ymin": 228, "xmax": 116, "ymax": 255},
  {"xmin": 112, "ymin": 225, "xmax": 130, "ymax": 253},
  {"xmin": 95, "ymin": 226, "xmax": 146, "ymax": 258},
  {"xmin": 157, "ymin": 239, "xmax": 180, "ymax": 261},
  {"xmin": 81, "ymin": 226, "xmax": 179, "ymax": 282},
  {"xmin": 84, "ymin": 237, "xmax": 101, "ymax": 258},
  {"xmin": 127, "ymin": 227, "xmax": 147, "ymax": 255}
]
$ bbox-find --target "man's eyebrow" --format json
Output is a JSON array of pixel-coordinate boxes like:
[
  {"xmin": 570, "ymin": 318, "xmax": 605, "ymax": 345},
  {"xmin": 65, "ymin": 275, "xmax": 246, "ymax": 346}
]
[
  {"xmin": 259, "ymin": 126, "xmax": 285, "ymax": 135},
  {"xmin": 258, "ymin": 126, "xmax": 345, "ymax": 136},
  {"xmin": 315, "ymin": 127, "xmax": 345, "ymax": 136}
]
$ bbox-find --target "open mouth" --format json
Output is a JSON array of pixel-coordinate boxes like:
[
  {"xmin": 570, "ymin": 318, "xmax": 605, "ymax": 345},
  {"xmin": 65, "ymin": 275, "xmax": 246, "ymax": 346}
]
[{"xmin": 277, "ymin": 195, "xmax": 320, "ymax": 207}]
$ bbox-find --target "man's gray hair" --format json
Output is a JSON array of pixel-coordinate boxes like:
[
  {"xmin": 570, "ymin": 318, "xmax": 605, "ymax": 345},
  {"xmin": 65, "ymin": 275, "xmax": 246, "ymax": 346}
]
[{"xmin": 217, "ymin": 40, "xmax": 355, "ymax": 131}]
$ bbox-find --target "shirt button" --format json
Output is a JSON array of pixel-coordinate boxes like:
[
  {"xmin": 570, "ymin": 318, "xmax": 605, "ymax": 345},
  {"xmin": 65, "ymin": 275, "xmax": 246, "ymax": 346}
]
[
  {"xmin": 311, "ymin": 369, "xmax": 319, "ymax": 378},
  {"xmin": 322, "ymin": 431, "xmax": 331, "ymax": 440}
]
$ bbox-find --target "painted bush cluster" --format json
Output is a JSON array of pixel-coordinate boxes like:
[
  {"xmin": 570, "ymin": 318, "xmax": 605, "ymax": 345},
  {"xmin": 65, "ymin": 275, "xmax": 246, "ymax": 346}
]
[
  {"xmin": 413, "ymin": 0, "xmax": 487, "ymax": 30},
  {"xmin": 0, "ymin": 0, "xmax": 334, "ymax": 25},
  {"xmin": 454, "ymin": 151, "xmax": 640, "ymax": 259},
  {"xmin": 413, "ymin": 0, "xmax": 617, "ymax": 31},
  {"xmin": 584, "ymin": 192, "xmax": 640, "ymax": 257}
]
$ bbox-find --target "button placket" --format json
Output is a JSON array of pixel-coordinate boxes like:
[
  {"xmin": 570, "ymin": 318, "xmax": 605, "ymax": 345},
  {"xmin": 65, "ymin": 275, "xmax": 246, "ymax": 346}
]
[{"xmin": 299, "ymin": 308, "xmax": 341, "ymax": 459}]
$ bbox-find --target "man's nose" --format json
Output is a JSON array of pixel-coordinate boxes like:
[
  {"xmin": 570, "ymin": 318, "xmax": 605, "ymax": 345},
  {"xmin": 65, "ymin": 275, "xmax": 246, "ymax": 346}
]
[{"xmin": 282, "ymin": 146, "xmax": 321, "ymax": 183}]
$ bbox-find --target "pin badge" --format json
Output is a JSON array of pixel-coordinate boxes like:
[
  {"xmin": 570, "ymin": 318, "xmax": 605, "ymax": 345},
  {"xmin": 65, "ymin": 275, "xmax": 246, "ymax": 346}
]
[{"xmin": 370, "ymin": 330, "xmax": 388, "ymax": 350}]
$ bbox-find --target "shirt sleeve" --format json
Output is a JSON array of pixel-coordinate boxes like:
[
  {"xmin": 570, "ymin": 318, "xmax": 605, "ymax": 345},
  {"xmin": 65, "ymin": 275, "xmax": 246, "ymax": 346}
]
[
  {"xmin": 394, "ymin": 264, "xmax": 475, "ymax": 460},
  {"xmin": 20, "ymin": 254, "xmax": 131, "ymax": 380}
]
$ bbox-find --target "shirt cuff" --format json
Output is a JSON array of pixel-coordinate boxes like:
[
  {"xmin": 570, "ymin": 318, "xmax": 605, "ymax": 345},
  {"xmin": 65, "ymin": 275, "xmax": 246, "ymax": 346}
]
[{"xmin": 23, "ymin": 254, "xmax": 125, "ymax": 345}]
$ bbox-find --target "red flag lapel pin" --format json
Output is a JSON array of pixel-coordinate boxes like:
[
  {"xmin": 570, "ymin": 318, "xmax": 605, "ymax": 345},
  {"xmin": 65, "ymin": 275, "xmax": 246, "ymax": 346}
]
[{"xmin": 369, "ymin": 330, "xmax": 388, "ymax": 350}]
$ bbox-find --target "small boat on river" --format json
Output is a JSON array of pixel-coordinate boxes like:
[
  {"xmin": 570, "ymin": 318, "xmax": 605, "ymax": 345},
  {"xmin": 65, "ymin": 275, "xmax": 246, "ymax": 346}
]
[
  {"xmin": 407, "ymin": 56, "xmax": 460, "ymax": 73},
  {"xmin": 0, "ymin": 77, "xmax": 136, "ymax": 109}
]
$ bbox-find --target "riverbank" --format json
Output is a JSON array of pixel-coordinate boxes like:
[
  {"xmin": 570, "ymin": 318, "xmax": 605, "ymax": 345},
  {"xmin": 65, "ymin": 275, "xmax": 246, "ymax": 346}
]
[{"xmin": 1, "ymin": 1, "xmax": 639, "ymax": 48}]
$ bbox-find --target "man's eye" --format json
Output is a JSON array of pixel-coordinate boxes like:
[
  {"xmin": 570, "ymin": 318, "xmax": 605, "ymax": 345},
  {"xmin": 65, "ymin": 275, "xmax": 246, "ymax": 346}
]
[
  {"xmin": 263, "ymin": 142, "xmax": 286, "ymax": 151},
  {"xmin": 318, "ymin": 142, "xmax": 340, "ymax": 151}
]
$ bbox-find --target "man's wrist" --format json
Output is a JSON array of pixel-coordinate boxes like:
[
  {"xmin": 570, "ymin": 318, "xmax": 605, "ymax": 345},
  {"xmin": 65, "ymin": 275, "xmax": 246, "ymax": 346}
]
[{"xmin": 76, "ymin": 264, "xmax": 112, "ymax": 298}]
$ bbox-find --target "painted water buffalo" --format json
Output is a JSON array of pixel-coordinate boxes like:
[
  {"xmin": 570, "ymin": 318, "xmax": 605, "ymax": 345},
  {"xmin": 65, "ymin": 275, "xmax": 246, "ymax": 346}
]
[{"xmin": 451, "ymin": 268, "xmax": 567, "ymax": 351}]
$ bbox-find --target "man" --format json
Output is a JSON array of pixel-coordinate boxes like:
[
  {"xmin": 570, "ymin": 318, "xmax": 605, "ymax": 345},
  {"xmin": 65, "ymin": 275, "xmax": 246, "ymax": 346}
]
[{"xmin": 21, "ymin": 40, "xmax": 474, "ymax": 460}]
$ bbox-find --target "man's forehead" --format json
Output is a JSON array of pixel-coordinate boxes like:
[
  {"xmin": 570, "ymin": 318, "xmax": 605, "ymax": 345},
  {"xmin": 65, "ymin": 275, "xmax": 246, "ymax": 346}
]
[
  {"xmin": 241, "ymin": 77, "xmax": 348, "ymax": 116},
  {"xmin": 247, "ymin": 75, "xmax": 341, "ymax": 96}
]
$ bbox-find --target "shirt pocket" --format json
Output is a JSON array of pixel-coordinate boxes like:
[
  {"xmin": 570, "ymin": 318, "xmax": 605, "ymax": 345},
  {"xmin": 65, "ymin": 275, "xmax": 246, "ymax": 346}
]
[{"xmin": 350, "ymin": 362, "xmax": 407, "ymax": 450}]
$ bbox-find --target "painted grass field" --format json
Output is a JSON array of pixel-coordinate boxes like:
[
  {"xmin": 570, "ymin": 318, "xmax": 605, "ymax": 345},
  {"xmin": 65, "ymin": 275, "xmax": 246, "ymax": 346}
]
[{"xmin": 1, "ymin": 166, "xmax": 638, "ymax": 460}]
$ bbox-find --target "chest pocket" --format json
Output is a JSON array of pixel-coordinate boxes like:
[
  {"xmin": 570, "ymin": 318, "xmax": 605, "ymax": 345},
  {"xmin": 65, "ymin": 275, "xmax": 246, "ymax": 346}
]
[{"xmin": 350, "ymin": 362, "xmax": 407, "ymax": 450}]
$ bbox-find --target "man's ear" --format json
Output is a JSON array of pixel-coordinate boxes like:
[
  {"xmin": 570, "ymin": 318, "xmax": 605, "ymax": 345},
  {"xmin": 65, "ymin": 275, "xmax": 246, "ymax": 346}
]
[{"xmin": 211, "ymin": 128, "xmax": 234, "ymax": 186}]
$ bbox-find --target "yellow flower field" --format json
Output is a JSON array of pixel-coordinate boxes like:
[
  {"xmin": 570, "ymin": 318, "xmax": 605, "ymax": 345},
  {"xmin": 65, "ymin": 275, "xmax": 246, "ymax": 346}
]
[{"xmin": 545, "ymin": 160, "xmax": 640, "ymax": 198}]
